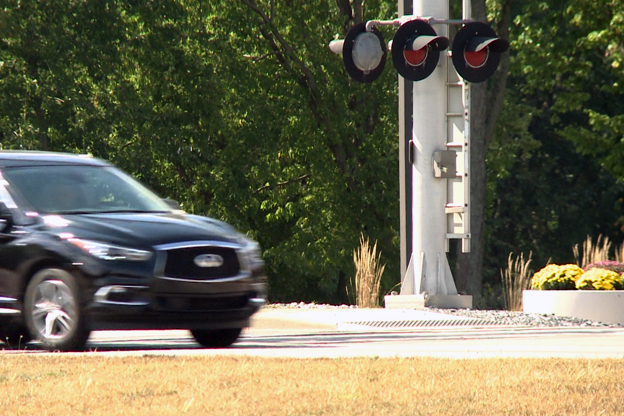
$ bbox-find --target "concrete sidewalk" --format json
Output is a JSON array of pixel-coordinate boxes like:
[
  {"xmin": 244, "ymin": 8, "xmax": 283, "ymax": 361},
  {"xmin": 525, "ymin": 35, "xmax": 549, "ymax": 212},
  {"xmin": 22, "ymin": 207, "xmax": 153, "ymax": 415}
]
[
  {"xmin": 246, "ymin": 307, "xmax": 624, "ymax": 359},
  {"xmin": 250, "ymin": 307, "xmax": 498, "ymax": 332}
]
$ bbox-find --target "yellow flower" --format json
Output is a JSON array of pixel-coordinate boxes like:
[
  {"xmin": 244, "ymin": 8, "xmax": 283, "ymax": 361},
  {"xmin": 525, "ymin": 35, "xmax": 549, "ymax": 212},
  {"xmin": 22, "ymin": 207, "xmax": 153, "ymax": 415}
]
[
  {"xmin": 531, "ymin": 264, "xmax": 583, "ymax": 290},
  {"xmin": 576, "ymin": 268, "xmax": 624, "ymax": 290}
]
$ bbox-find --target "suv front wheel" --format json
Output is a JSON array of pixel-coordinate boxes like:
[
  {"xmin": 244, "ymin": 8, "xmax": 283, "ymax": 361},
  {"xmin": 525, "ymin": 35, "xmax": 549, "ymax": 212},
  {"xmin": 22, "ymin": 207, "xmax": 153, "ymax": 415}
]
[{"xmin": 24, "ymin": 268, "xmax": 91, "ymax": 351}]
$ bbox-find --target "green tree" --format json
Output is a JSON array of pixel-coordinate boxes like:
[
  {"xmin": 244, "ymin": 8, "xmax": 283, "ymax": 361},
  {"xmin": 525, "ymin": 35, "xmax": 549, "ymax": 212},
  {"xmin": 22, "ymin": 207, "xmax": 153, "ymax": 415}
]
[
  {"xmin": 512, "ymin": 0, "xmax": 624, "ymax": 182},
  {"xmin": 1, "ymin": 0, "xmax": 400, "ymax": 303},
  {"xmin": 232, "ymin": 0, "xmax": 400, "ymax": 301},
  {"xmin": 478, "ymin": 0, "xmax": 624, "ymax": 303}
]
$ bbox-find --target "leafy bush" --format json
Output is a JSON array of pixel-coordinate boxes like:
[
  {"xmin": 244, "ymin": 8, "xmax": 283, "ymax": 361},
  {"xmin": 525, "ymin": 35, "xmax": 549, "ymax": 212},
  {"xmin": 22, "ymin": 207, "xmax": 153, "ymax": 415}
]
[
  {"xmin": 583, "ymin": 261, "xmax": 624, "ymax": 275},
  {"xmin": 576, "ymin": 268, "xmax": 624, "ymax": 290},
  {"xmin": 530, "ymin": 264, "xmax": 583, "ymax": 290}
]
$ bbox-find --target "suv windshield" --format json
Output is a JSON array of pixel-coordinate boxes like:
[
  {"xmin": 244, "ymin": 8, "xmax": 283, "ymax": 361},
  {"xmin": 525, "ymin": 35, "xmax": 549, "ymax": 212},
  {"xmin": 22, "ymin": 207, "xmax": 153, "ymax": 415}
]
[{"xmin": 1, "ymin": 164, "xmax": 171, "ymax": 215}]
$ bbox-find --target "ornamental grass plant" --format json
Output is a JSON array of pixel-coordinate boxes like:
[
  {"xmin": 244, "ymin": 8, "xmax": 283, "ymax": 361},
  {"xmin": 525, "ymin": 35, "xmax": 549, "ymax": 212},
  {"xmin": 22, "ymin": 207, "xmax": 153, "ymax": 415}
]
[
  {"xmin": 616, "ymin": 244, "xmax": 624, "ymax": 263},
  {"xmin": 351, "ymin": 234, "xmax": 385, "ymax": 308},
  {"xmin": 501, "ymin": 252, "xmax": 533, "ymax": 311},
  {"xmin": 573, "ymin": 234, "xmax": 611, "ymax": 267}
]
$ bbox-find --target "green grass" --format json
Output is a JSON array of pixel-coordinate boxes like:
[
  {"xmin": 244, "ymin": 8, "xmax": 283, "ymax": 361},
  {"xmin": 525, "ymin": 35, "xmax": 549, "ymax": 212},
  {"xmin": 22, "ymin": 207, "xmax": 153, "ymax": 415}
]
[{"xmin": 1, "ymin": 356, "xmax": 623, "ymax": 415}]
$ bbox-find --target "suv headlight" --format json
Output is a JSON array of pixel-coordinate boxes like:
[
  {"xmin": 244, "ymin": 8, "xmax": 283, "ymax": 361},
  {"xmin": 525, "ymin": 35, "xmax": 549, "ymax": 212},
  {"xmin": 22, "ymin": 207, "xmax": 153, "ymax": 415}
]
[{"xmin": 68, "ymin": 238, "xmax": 152, "ymax": 261}]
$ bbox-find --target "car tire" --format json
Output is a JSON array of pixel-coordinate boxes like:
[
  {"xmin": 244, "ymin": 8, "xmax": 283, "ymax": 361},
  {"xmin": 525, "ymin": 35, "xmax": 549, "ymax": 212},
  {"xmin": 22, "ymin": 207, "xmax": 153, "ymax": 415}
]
[
  {"xmin": 190, "ymin": 328, "xmax": 242, "ymax": 348},
  {"xmin": 24, "ymin": 268, "xmax": 91, "ymax": 351},
  {"xmin": 0, "ymin": 321, "xmax": 31, "ymax": 349}
]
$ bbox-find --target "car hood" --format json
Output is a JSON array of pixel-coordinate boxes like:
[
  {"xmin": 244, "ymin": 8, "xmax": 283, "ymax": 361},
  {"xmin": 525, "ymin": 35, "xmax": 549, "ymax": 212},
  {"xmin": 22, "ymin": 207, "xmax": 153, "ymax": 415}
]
[{"xmin": 42, "ymin": 212, "xmax": 242, "ymax": 248}]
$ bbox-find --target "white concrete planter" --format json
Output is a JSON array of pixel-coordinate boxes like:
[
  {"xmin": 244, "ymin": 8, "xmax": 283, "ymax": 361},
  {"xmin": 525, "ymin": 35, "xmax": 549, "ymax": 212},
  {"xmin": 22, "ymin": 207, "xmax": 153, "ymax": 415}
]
[{"xmin": 523, "ymin": 290, "xmax": 624, "ymax": 325}]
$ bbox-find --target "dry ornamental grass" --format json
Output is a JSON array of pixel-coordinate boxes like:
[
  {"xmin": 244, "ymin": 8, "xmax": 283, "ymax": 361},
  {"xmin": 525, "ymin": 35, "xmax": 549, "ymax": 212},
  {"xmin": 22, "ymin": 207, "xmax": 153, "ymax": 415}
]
[
  {"xmin": 352, "ymin": 234, "xmax": 385, "ymax": 308},
  {"xmin": 1, "ymin": 355, "xmax": 623, "ymax": 415},
  {"xmin": 501, "ymin": 252, "xmax": 533, "ymax": 311}
]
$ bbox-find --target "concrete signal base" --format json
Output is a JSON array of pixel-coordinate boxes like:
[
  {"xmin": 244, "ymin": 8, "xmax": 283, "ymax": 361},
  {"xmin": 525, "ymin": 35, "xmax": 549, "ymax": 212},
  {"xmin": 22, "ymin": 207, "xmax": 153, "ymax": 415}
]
[{"xmin": 384, "ymin": 294, "xmax": 473, "ymax": 310}]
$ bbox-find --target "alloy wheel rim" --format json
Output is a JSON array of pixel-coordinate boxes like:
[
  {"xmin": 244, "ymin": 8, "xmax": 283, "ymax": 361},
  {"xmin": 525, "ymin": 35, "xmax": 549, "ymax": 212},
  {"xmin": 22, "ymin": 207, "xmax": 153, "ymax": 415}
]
[{"xmin": 31, "ymin": 279, "xmax": 76, "ymax": 340}]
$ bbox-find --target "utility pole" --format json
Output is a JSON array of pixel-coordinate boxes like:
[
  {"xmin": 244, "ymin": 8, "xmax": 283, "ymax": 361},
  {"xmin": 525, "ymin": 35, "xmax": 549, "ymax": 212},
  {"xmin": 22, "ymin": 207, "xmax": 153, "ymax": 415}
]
[
  {"xmin": 398, "ymin": 0, "xmax": 413, "ymax": 281},
  {"xmin": 392, "ymin": 0, "xmax": 470, "ymax": 309}
]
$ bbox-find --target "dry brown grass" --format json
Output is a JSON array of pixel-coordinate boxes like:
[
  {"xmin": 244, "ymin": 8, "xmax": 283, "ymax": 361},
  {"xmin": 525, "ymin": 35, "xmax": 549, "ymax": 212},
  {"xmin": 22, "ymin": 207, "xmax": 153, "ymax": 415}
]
[
  {"xmin": 352, "ymin": 234, "xmax": 385, "ymax": 308},
  {"xmin": 1, "ymin": 355, "xmax": 624, "ymax": 415},
  {"xmin": 501, "ymin": 252, "xmax": 533, "ymax": 311}
]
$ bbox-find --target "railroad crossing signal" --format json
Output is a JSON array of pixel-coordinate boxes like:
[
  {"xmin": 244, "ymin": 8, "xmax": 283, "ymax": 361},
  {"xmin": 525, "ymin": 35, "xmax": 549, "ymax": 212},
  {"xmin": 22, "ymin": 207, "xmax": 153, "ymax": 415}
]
[
  {"xmin": 329, "ymin": 23, "xmax": 387, "ymax": 83},
  {"xmin": 391, "ymin": 20, "xmax": 449, "ymax": 82},
  {"xmin": 329, "ymin": 11, "xmax": 506, "ymax": 309},
  {"xmin": 329, "ymin": 18, "xmax": 508, "ymax": 84},
  {"xmin": 451, "ymin": 22, "xmax": 509, "ymax": 83}
]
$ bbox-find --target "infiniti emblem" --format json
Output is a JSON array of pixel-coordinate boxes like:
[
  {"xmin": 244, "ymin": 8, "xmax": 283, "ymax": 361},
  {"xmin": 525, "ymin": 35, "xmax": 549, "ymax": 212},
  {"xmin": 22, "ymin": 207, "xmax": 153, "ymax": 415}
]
[{"xmin": 193, "ymin": 253, "xmax": 224, "ymax": 268}]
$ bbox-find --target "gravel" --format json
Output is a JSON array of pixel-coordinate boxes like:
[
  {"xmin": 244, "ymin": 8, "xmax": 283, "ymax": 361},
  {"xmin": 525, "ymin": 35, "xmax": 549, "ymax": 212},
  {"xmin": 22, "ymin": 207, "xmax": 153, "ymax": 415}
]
[
  {"xmin": 426, "ymin": 308, "xmax": 624, "ymax": 328},
  {"xmin": 265, "ymin": 302, "xmax": 624, "ymax": 328}
]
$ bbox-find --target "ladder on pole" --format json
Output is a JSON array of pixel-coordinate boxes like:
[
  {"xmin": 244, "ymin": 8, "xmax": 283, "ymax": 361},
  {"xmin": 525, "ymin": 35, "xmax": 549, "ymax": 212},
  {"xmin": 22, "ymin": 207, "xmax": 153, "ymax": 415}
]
[{"xmin": 444, "ymin": 53, "xmax": 471, "ymax": 253}]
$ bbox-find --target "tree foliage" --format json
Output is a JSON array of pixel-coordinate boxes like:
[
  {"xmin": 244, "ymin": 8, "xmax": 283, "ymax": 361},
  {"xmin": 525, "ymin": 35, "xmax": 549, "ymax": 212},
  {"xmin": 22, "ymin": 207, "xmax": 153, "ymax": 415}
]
[
  {"xmin": 1, "ymin": 0, "xmax": 399, "ymax": 303},
  {"xmin": 512, "ymin": 0, "xmax": 624, "ymax": 180},
  {"xmin": 481, "ymin": 0, "xmax": 624, "ymax": 303},
  {"xmin": 2, "ymin": 0, "xmax": 624, "ymax": 306}
]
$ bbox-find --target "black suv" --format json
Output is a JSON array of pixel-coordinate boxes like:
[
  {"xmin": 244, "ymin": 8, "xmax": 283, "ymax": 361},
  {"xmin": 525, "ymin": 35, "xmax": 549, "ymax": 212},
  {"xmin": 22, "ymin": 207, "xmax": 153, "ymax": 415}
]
[{"xmin": 0, "ymin": 151, "xmax": 267, "ymax": 351}]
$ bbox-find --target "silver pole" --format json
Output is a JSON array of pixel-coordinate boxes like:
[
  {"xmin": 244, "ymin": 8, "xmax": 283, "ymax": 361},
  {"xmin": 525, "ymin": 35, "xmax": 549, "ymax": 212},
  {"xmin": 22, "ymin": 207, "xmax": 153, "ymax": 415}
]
[
  {"xmin": 398, "ymin": 0, "xmax": 413, "ymax": 279},
  {"xmin": 410, "ymin": 0, "xmax": 455, "ymax": 295}
]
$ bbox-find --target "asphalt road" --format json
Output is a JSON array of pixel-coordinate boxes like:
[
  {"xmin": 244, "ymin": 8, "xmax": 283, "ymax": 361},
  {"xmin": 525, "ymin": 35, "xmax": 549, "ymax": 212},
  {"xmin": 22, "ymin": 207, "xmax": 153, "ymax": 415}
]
[{"xmin": 5, "ymin": 308, "xmax": 624, "ymax": 359}]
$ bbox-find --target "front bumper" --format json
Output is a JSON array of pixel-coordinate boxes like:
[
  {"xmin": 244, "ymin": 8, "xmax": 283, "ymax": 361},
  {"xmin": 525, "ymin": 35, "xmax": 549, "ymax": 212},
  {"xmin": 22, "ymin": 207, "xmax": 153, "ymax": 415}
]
[
  {"xmin": 86, "ymin": 278, "xmax": 267, "ymax": 330},
  {"xmin": 83, "ymin": 239, "xmax": 268, "ymax": 330}
]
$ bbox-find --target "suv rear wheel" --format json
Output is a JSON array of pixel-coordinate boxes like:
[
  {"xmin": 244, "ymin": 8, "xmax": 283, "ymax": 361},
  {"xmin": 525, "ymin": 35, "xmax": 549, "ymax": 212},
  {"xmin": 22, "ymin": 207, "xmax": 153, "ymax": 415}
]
[{"xmin": 24, "ymin": 268, "xmax": 91, "ymax": 351}]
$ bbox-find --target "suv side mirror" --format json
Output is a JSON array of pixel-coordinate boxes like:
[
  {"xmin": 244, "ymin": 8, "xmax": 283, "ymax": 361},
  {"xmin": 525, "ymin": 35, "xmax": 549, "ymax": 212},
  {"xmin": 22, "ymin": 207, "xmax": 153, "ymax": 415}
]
[
  {"xmin": 162, "ymin": 198, "xmax": 182, "ymax": 211},
  {"xmin": 0, "ymin": 202, "xmax": 13, "ymax": 233}
]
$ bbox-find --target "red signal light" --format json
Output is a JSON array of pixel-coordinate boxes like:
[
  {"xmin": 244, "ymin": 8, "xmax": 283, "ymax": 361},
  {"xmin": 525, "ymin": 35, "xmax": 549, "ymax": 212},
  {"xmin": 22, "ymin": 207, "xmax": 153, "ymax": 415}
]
[
  {"xmin": 392, "ymin": 20, "xmax": 449, "ymax": 82},
  {"xmin": 451, "ymin": 22, "xmax": 509, "ymax": 83},
  {"xmin": 404, "ymin": 48, "xmax": 427, "ymax": 66},
  {"xmin": 464, "ymin": 49, "xmax": 488, "ymax": 68}
]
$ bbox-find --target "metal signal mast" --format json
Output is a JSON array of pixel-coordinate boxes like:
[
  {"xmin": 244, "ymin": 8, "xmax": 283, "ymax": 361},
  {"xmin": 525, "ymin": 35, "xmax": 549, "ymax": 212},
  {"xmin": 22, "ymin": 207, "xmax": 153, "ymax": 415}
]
[{"xmin": 329, "ymin": 0, "xmax": 508, "ymax": 309}]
